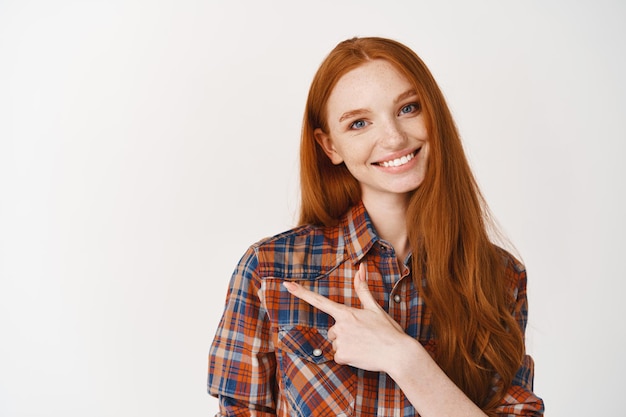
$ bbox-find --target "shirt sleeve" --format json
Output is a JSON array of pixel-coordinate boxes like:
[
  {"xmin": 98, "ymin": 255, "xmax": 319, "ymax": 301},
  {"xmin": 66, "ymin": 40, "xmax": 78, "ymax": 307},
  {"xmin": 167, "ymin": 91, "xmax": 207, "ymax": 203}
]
[
  {"xmin": 208, "ymin": 246, "xmax": 278, "ymax": 416},
  {"xmin": 493, "ymin": 257, "xmax": 545, "ymax": 416}
]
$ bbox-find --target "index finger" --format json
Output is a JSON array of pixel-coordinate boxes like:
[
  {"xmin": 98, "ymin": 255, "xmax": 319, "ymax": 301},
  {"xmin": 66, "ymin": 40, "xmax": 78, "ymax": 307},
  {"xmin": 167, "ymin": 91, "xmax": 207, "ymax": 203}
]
[{"xmin": 283, "ymin": 281, "xmax": 345, "ymax": 318}]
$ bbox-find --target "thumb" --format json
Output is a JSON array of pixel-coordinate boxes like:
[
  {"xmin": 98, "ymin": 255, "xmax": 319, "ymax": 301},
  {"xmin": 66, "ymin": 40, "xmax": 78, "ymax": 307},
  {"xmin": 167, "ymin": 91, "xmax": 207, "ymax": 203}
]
[{"xmin": 354, "ymin": 262, "xmax": 379, "ymax": 310}]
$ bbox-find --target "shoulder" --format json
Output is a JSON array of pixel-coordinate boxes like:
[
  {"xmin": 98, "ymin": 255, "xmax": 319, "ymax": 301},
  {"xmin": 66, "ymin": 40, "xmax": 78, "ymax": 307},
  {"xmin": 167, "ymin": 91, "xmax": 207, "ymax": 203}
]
[
  {"xmin": 494, "ymin": 245, "xmax": 526, "ymax": 276},
  {"xmin": 249, "ymin": 223, "xmax": 346, "ymax": 279},
  {"xmin": 251, "ymin": 224, "xmax": 329, "ymax": 253}
]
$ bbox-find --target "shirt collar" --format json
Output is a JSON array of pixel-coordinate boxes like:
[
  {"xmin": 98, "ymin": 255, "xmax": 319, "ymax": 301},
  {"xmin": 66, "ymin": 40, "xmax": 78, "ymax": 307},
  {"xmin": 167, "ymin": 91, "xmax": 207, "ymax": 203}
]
[{"xmin": 340, "ymin": 201, "xmax": 379, "ymax": 265}]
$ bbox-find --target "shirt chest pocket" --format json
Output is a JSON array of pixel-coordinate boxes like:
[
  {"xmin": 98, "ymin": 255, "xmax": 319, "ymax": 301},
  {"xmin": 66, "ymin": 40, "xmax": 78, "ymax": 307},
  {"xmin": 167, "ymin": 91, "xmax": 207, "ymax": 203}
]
[{"xmin": 277, "ymin": 326, "xmax": 356, "ymax": 417}]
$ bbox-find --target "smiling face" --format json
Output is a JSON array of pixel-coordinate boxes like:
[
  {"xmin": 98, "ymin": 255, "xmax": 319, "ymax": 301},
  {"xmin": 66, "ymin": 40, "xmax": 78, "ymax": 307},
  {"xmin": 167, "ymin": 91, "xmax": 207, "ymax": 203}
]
[{"xmin": 315, "ymin": 59, "xmax": 430, "ymax": 206}]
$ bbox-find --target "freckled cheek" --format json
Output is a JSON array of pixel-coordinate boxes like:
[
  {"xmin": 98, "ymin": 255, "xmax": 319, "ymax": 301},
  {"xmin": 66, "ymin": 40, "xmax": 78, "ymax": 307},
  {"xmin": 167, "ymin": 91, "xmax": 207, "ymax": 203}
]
[
  {"xmin": 339, "ymin": 146, "xmax": 371, "ymax": 166},
  {"xmin": 409, "ymin": 118, "xmax": 428, "ymax": 139}
]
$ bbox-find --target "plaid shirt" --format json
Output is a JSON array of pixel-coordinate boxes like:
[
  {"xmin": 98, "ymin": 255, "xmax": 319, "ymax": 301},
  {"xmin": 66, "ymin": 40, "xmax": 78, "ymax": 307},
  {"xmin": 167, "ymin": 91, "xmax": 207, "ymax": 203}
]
[{"xmin": 208, "ymin": 202, "xmax": 544, "ymax": 416}]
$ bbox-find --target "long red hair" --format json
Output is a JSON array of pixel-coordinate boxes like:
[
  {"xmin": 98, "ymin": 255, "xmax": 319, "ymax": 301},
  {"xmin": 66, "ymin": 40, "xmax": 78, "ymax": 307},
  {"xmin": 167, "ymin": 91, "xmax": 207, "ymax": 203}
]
[{"xmin": 298, "ymin": 37, "xmax": 525, "ymax": 413}]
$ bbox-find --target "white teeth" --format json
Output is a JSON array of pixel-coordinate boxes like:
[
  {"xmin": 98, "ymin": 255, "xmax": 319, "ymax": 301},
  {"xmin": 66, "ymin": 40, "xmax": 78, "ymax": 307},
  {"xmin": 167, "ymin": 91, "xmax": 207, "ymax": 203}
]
[{"xmin": 381, "ymin": 152, "xmax": 414, "ymax": 167}]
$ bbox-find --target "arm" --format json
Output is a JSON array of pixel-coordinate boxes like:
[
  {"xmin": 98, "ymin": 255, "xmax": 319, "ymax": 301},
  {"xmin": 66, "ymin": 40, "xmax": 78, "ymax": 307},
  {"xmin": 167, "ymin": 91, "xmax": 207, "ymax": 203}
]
[
  {"xmin": 208, "ymin": 247, "xmax": 277, "ymax": 416},
  {"xmin": 393, "ymin": 261, "xmax": 544, "ymax": 416},
  {"xmin": 491, "ymin": 260, "xmax": 544, "ymax": 416},
  {"xmin": 283, "ymin": 263, "xmax": 487, "ymax": 417}
]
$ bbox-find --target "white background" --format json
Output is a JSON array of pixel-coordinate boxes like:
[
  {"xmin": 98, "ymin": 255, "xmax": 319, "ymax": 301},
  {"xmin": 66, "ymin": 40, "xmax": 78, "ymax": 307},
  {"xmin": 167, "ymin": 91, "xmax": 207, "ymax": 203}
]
[{"xmin": 1, "ymin": 1, "xmax": 624, "ymax": 415}]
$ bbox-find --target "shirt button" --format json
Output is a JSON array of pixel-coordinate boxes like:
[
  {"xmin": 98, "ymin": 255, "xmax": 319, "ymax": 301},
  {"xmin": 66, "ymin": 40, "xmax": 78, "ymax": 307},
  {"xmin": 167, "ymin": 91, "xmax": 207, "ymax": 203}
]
[
  {"xmin": 312, "ymin": 348, "xmax": 323, "ymax": 357},
  {"xmin": 393, "ymin": 294, "xmax": 401, "ymax": 303}
]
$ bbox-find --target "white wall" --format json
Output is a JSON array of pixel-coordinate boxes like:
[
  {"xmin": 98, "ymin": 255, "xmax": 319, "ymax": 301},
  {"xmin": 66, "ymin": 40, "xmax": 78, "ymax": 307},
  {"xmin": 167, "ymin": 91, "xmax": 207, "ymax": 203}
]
[{"xmin": 1, "ymin": 1, "xmax": 624, "ymax": 415}]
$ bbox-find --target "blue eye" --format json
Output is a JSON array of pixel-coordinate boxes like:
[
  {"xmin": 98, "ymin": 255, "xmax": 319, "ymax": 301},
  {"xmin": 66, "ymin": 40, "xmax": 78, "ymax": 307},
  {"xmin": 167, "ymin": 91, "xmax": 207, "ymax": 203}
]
[
  {"xmin": 399, "ymin": 103, "xmax": 420, "ymax": 115},
  {"xmin": 350, "ymin": 120, "xmax": 367, "ymax": 130}
]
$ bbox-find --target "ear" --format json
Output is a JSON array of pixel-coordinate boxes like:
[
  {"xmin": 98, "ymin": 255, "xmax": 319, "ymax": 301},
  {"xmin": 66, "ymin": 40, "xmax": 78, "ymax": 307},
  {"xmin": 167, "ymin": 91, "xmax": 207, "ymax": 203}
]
[{"xmin": 314, "ymin": 128, "xmax": 344, "ymax": 165}]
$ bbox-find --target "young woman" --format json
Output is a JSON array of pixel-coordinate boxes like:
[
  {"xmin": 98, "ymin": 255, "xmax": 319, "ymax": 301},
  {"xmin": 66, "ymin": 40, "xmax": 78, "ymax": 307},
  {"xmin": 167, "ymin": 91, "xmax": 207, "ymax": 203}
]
[{"xmin": 208, "ymin": 37, "xmax": 544, "ymax": 416}]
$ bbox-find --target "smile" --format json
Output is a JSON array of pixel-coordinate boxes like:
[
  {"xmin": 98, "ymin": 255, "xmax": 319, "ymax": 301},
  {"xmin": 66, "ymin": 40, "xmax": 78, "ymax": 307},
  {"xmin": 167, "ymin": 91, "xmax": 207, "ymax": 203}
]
[{"xmin": 376, "ymin": 149, "xmax": 418, "ymax": 168}]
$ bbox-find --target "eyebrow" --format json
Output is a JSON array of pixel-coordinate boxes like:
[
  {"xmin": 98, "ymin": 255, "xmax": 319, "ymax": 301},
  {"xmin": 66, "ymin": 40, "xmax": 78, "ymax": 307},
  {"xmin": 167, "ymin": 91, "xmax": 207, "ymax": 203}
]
[
  {"xmin": 395, "ymin": 89, "xmax": 418, "ymax": 104},
  {"xmin": 338, "ymin": 109, "xmax": 368, "ymax": 123},
  {"xmin": 337, "ymin": 89, "xmax": 419, "ymax": 123}
]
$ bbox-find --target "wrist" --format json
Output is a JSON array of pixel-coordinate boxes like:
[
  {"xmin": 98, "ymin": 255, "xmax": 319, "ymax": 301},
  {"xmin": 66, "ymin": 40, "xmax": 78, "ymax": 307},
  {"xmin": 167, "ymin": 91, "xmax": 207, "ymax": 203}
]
[{"xmin": 386, "ymin": 334, "xmax": 429, "ymax": 381}]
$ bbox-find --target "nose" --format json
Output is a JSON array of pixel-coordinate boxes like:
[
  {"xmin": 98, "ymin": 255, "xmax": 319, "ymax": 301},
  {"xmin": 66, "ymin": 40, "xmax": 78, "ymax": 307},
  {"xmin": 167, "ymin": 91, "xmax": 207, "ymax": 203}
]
[{"xmin": 379, "ymin": 118, "xmax": 407, "ymax": 149}]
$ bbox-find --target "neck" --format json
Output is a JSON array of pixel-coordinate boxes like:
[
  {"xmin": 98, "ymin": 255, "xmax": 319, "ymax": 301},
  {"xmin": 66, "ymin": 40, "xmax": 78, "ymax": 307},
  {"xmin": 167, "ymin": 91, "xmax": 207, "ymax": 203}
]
[{"xmin": 362, "ymin": 193, "xmax": 411, "ymax": 262}]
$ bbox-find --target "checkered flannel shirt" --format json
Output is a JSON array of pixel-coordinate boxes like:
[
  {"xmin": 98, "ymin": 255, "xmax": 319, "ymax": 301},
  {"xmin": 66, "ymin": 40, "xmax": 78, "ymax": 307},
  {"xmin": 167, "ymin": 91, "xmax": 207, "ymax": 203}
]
[{"xmin": 208, "ymin": 202, "xmax": 544, "ymax": 416}]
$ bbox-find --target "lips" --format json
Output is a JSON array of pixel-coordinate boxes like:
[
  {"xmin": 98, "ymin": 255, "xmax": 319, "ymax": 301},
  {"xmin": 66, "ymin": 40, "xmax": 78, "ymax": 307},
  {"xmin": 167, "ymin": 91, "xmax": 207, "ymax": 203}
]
[{"xmin": 375, "ymin": 148, "xmax": 419, "ymax": 167}]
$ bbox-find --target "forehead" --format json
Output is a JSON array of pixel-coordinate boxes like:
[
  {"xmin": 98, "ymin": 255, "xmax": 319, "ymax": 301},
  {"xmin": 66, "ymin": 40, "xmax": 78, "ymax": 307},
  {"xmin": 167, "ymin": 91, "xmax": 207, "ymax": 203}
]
[{"xmin": 326, "ymin": 60, "xmax": 413, "ymax": 110}]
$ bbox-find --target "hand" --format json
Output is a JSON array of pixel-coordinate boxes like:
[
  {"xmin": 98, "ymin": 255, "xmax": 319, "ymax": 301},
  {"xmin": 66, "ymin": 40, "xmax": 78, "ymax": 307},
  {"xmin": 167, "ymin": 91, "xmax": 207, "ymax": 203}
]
[{"xmin": 283, "ymin": 262, "xmax": 410, "ymax": 373}]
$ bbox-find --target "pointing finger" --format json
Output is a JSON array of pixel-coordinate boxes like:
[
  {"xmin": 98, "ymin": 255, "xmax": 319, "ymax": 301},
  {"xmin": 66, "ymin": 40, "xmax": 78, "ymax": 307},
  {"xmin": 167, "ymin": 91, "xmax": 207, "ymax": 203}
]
[
  {"xmin": 283, "ymin": 281, "xmax": 344, "ymax": 318},
  {"xmin": 354, "ymin": 262, "xmax": 380, "ymax": 310}
]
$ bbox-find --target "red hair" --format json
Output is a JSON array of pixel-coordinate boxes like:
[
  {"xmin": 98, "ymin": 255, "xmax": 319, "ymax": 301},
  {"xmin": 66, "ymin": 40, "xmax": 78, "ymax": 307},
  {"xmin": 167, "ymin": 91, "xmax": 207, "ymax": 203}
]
[{"xmin": 299, "ymin": 37, "xmax": 525, "ymax": 414}]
